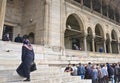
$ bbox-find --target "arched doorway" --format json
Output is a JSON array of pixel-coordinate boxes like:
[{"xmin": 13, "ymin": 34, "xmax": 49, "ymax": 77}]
[
  {"xmin": 2, "ymin": 25, "xmax": 14, "ymax": 41},
  {"xmin": 94, "ymin": 24, "xmax": 104, "ymax": 52},
  {"xmin": 111, "ymin": 30, "xmax": 118, "ymax": 54},
  {"xmin": 64, "ymin": 14, "xmax": 84, "ymax": 51},
  {"xmin": 106, "ymin": 33, "xmax": 110, "ymax": 53},
  {"xmin": 87, "ymin": 27, "xmax": 93, "ymax": 51},
  {"xmin": 28, "ymin": 32, "xmax": 34, "ymax": 44}
]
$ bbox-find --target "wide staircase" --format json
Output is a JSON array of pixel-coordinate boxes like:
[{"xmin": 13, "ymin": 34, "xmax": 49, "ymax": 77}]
[
  {"xmin": 0, "ymin": 64, "xmax": 92, "ymax": 83},
  {"xmin": 0, "ymin": 41, "xmax": 91, "ymax": 83}
]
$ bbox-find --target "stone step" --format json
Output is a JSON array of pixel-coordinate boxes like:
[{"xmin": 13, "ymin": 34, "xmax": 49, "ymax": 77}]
[
  {"xmin": 6, "ymin": 76, "xmax": 92, "ymax": 83},
  {"xmin": 5, "ymin": 76, "xmax": 80, "ymax": 83},
  {"xmin": 0, "ymin": 68, "xmax": 72, "ymax": 82},
  {"xmin": 1, "ymin": 76, "xmax": 80, "ymax": 83},
  {"xmin": 0, "ymin": 64, "xmax": 57, "ymax": 70},
  {"xmin": 67, "ymin": 79, "xmax": 92, "ymax": 83},
  {"xmin": 0, "ymin": 68, "xmax": 78, "ymax": 81},
  {"xmin": 0, "ymin": 66, "xmax": 61, "ymax": 75}
]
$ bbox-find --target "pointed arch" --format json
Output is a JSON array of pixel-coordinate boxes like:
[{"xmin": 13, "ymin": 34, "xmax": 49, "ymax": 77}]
[
  {"xmin": 111, "ymin": 29, "xmax": 118, "ymax": 54},
  {"xmin": 94, "ymin": 23, "xmax": 104, "ymax": 52},
  {"xmin": 64, "ymin": 13, "xmax": 85, "ymax": 50},
  {"xmin": 87, "ymin": 27, "xmax": 93, "ymax": 51},
  {"xmin": 111, "ymin": 29, "xmax": 118, "ymax": 41}
]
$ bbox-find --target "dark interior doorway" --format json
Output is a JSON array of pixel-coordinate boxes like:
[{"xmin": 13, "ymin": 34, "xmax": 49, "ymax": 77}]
[{"xmin": 2, "ymin": 25, "xmax": 13, "ymax": 41}]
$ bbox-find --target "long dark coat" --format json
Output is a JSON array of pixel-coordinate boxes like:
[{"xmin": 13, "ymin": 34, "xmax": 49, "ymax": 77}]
[{"xmin": 16, "ymin": 46, "xmax": 34, "ymax": 78}]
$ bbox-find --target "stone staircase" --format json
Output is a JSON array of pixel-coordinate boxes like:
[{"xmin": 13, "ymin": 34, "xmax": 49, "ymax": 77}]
[
  {"xmin": 0, "ymin": 41, "xmax": 92, "ymax": 83},
  {"xmin": 0, "ymin": 64, "xmax": 91, "ymax": 83}
]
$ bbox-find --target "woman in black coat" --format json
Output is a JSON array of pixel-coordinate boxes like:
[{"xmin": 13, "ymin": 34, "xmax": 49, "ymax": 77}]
[{"xmin": 16, "ymin": 39, "xmax": 34, "ymax": 81}]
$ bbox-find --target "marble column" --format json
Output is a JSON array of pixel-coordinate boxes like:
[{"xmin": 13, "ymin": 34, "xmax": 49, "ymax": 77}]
[
  {"xmin": 117, "ymin": 43, "xmax": 120, "ymax": 54},
  {"xmin": 92, "ymin": 38, "xmax": 95, "ymax": 52},
  {"xmin": 81, "ymin": 0, "xmax": 83, "ymax": 6},
  {"xmin": 109, "ymin": 41, "xmax": 112, "ymax": 53},
  {"xmin": 104, "ymin": 40, "xmax": 106, "ymax": 53},
  {"xmin": 92, "ymin": 33, "xmax": 95, "ymax": 52},
  {"xmin": 100, "ymin": 0, "xmax": 103, "ymax": 15},
  {"xmin": 44, "ymin": 0, "xmax": 50, "ymax": 45},
  {"xmin": 0, "ymin": 0, "xmax": 7, "ymax": 40},
  {"xmin": 90, "ymin": 0, "xmax": 93, "ymax": 11},
  {"xmin": 84, "ymin": 35, "xmax": 87, "ymax": 52}
]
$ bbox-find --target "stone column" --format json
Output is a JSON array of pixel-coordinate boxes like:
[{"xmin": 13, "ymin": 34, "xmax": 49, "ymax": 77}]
[
  {"xmin": 0, "ymin": 0, "xmax": 7, "ymax": 40},
  {"xmin": 90, "ymin": 0, "xmax": 93, "ymax": 11},
  {"xmin": 100, "ymin": 0, "xmax": 103, "ymax": 15},
  {"xmin": 92, "ymin": 38, "xmax": 95, "ymax": 52},
  {"xmin": 81, "ymin": 0, "xmax": 83, "ymax": 6},
  {"xmin": 92, "ymin": 33, "xmax": 95, "ymax": 52},
  {"xmin": 106, "ymin": 3, "xmax": 109, "ymax": 17},
  {"xmin": 118, "ymin": 43, "xmax": 120, "ymax": 54},
  {"xmin": 109, "ymin": 41, "xmax": 112, "ymax": 53},
  {"xmin": 104, "ymin": 40, "xmax": 106, "ymax": 53},
  {"xmin": 84, "ymin": 35, "xmax": 87, "ymax": 52}
]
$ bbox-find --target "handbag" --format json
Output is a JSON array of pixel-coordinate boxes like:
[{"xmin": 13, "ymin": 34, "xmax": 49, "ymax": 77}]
[{"xmin": 30, "ymin": 61, "xmax": 37, "ymax": 72}]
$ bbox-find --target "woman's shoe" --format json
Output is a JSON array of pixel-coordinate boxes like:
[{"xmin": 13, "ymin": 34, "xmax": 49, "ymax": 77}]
[{"xmin": 23, "ymin": 78, "xmax": 30, "ymax": 81}]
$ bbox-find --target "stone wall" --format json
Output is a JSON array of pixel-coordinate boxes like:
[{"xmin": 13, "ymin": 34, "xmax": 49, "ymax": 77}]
[
  {"xmin": 5, "ymin": 0, "xmax": 23, "ymax": 24},
  {"xmin": 4, "ymin": 0, "xmax": 45, "ymax": 44},
  {"xmin": 1, "ymin": 0, "xmax": 120, "ymax": 52},
  {"xmin": 22, "ymin": 0, "xmax": 45, "ymax": 44}
]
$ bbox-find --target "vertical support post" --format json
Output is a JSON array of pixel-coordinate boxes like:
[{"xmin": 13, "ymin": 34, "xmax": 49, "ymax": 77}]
[
  {"xmin": 92, "ymin": 38, "xmax": 95, "ymax": 52},
  {"xmin": 104, "ymin": 40, "xmax": 106, "ymax": 53},
  {"xmin": 0, "ymin": 0, "xmax": 7, "ymax": 40},
  {"xmin": 117, "ymin": 43, "xmax": 120, "ymax": 54},
  {"xmin": 84, "ymin": 35, "xmax": 87, "ymax": 52},
  {"xmin": 100, "ymin": 0, "xmax": 103, "ymax": 15},
  {"xmin": 90, "ymin": 0, "xmax": 93, "ymax": 11},
  {"xmin": 110, "ymin": 41, "xmax": 112, "ymax": 53}
]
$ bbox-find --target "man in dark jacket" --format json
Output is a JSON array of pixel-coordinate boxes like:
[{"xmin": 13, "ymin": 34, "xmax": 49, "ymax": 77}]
[
  {"xmin": 106, "ymin": 63, "xmax": 114, "ymax": 83},
  {"xmin": 77, "ymin": 63, "xmax": 85, "ymax": 79},
  {"xmin": 114, "ymin": 64, "xmax": 120, "ymax": 83},
  {"xmin": 14, "ymin": 34, "xmax": 22, "ymax": 43}
]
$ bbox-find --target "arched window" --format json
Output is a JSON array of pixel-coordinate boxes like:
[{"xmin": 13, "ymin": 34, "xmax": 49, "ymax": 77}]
[
  {"xmin": 108, "ymin": 6, "xmax": 114, "ymax": 20},
  {"xmin": 111, "ymin": 30, "xmax": 118, "ymax": 54},
  {"xmin": 92, "ymin": 0, "xmax": 101, "ymax": 13},
  {"xmin": 64, "ymin": 14, "xmax": 84, "ymax": 50},
  {"xmin": 95, "ymin": 24, "xmax": 104, "ymax": 52},
  {"xmin": 102, "ymin": 0, "xmax": 107, "ymax": 16},
  {"xmin": 87, "ymin": 27, "xmax": 93, "ymax": 51},
  {"xmin": 83, "ymin": 0, "xmax": 91, "ymax": 8}
]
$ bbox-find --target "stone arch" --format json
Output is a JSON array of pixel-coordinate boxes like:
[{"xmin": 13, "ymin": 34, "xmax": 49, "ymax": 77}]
[
  {"xmin": 64, "ymin": 13, "xmax": 85, "ymax": 50},
  {"xmin": 111, "ymin": 30, "xmax": 118, "ymax": 41},
  {"xmin": 64, "ymin": 12, "xmax": 85, "ymax": 32},
  {"xmin": 111, "ymin": 29, "xmax": 118, "ymax": 54},
  {"xmin": 94, "ymin": 23, "xmax": 104, "ymax": 52},
  {"xmin": 95, "ymin": 24, "xmax": 104, "ymax": 38},
  {"xmin": 65, "ymin": 13, "xmax": 84, "ymax": 31},
  {"xmin": 87, "ymin": 27, "xmax": 93, "ymax": 51}
]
